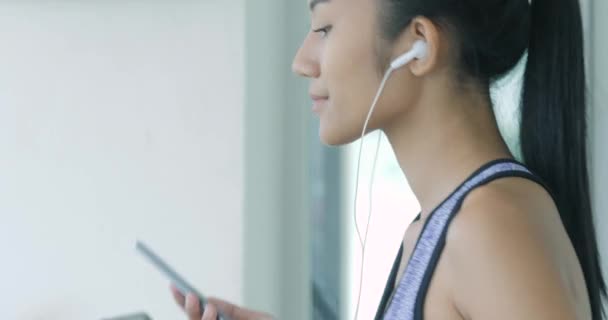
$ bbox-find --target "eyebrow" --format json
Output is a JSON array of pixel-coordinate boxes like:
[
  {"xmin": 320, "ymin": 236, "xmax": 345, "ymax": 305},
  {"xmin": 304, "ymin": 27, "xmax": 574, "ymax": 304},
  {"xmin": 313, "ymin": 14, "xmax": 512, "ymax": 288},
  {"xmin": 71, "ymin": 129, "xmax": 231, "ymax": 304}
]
[{"xmin": 309, "ymin": 0, "xmax": 330, "ymax": 12}]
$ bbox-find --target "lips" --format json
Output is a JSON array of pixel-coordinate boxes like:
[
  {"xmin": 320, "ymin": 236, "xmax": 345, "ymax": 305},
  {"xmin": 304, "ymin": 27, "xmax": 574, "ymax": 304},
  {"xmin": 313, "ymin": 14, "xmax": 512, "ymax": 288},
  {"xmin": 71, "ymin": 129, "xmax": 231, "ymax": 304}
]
[
  {"xmin": 309, "ymin": 87, "xmax": 329, "ymax": 115},
  {"xmin": 310, "ymin": 94, "xmax": 329, "ymax": 114},
  {"xmin": 310, "ymin": 94, "xmax": 329, "ymax": 101}
]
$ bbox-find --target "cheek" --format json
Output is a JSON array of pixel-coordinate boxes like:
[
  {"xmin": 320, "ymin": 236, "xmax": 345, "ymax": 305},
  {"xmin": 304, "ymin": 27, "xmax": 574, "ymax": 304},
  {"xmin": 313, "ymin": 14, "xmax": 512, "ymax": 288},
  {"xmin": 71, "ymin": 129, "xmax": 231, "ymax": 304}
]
[
  {"xmin": 323, "ymin": 41, "xmax": 382, "ymax": 126},
  {"xmin": 318, "ymin": 79, "xmax": 384, "ymax": 146},
  {"xmin": 315, "ymin": 12, "xmax": 388, "ymax": 144}
]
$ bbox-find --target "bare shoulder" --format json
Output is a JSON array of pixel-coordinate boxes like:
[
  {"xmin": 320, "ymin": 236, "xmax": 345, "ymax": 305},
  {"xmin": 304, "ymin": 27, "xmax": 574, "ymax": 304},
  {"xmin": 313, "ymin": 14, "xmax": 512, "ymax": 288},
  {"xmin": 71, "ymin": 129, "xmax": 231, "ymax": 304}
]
[
  {"xmin": 443, "ymin": 177, "xmax": 580, "ymax": 320},
  {"xmin": 449, "ymin": 176, "xmax": 558, "ymax": 248}
]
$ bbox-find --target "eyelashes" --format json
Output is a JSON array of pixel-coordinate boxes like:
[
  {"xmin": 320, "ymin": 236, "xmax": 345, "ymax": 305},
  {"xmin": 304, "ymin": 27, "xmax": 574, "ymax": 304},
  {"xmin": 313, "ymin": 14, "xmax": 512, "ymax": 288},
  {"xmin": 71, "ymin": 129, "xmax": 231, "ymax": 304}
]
[{"xmin": 312, "ymin": 25, "xmax": 332, "ymax": 38}]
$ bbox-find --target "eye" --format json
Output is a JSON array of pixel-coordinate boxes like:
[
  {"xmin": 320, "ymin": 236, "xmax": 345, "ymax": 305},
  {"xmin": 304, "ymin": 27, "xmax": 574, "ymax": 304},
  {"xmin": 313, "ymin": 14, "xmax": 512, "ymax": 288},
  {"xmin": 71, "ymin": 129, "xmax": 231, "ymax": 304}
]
[{"xmin": 312, "ymin": 25, "xmax": 332, "ymax": 38}]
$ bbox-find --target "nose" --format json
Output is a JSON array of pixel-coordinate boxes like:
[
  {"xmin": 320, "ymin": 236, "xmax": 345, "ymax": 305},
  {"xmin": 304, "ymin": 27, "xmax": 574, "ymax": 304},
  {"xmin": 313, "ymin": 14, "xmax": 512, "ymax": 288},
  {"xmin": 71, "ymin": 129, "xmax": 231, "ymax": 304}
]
[{"xmin": 291, "ymin": 35, "xmax": 320, "ymax": 78}]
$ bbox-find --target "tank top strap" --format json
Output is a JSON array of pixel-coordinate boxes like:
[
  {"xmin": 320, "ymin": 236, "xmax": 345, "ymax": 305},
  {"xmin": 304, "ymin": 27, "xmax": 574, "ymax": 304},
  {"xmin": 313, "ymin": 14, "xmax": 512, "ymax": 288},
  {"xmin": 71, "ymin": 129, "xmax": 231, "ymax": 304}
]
[{"xmin": 383, "ymin": 159, "xmax": 545, "ymax": 320}]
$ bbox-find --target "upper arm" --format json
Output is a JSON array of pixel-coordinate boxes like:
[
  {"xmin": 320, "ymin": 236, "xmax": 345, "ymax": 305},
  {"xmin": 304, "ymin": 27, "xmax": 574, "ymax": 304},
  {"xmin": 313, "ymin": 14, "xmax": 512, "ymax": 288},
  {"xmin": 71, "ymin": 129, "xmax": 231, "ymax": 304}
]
[{"xmin": 445, "ymin": 187, "xmax": 578, "ymax": 320}]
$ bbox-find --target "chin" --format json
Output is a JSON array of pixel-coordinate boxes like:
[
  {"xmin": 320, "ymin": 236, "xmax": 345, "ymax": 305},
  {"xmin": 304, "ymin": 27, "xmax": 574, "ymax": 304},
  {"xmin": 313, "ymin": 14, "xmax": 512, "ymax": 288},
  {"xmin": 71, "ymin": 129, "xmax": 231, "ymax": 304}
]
[{"xmin": 318, "ymin": 124, "xmax": 360, "ymax": 146}]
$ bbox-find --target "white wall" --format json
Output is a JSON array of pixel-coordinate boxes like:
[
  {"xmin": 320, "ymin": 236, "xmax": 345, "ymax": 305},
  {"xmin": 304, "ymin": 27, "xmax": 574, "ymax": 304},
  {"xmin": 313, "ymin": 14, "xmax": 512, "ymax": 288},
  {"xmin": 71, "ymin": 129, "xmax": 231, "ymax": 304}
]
[{"xmin": 0, "ymin": 2, "xmax": 244, "ymax": 319}]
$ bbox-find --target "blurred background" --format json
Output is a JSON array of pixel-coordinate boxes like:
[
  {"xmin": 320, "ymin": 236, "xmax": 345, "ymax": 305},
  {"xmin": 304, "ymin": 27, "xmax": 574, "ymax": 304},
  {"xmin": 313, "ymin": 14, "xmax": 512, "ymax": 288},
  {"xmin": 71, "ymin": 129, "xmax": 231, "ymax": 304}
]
[{"xmin": 0, "ymin": 1, "xmax": 605, "ymax": 319}]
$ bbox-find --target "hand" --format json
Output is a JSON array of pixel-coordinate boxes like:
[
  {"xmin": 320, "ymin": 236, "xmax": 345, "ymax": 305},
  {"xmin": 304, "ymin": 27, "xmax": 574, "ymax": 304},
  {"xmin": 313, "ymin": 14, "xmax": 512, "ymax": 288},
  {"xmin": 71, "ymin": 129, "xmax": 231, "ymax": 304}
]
[{"xmin": 170, "ymin": 284, "xmax": 274, "ymax": 320}]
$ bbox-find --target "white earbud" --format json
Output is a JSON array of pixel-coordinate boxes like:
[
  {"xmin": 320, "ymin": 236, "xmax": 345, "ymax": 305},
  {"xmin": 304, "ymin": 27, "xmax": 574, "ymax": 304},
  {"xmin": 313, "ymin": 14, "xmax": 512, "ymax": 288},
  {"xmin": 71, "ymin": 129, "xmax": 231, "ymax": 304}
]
[
  {"xmin": 352, "ymin": 39, "xmax": 428, "ymax": 320},
  {"xmin": 390, "ymin": 40, "xmax": 428, "ymax": 70}
]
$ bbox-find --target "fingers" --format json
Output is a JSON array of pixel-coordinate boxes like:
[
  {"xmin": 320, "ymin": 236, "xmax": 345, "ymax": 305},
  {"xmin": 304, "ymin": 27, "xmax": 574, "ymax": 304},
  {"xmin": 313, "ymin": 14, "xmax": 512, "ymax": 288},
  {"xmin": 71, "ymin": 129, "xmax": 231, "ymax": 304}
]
[
  {"xmin": 170, "ymin": 284, "xmax": 215, "ymax": 320},
  {"xmin": 201, "ymin": 302, "xmax": 218, "ymax": 320},
  {"xmin": 207, "ymin": 297, "xmax": 274, "ymax": 320},
  {"xmin": 170, "ymin": 285, "xmax": 273, "ymax": 320},
  {"xmin": 184, "ymin": 293, "xmax": 202, "ymax": 320},
  {"xmin": 170, "ymin": 284, "xmax": 186, "ymax": 307},
  {"xmin": 207, "ymin": 297, "xmax": 237, "ymax": 318}
]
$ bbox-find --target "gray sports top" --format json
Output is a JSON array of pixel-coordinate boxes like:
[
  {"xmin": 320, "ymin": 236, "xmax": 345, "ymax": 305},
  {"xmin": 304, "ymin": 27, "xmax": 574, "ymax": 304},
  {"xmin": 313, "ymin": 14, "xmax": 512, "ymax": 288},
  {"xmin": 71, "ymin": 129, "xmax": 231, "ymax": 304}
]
[{"xmin": 375, "ymin": 159, "xmax": 550, "ymax": 320}]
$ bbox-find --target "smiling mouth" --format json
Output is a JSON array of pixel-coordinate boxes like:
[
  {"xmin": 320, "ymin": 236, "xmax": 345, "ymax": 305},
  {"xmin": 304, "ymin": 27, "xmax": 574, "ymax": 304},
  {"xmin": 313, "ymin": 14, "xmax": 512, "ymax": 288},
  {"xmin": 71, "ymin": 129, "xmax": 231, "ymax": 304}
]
[{"xmin": 311, "ymin": 96, "xmax": 328, "ymax": 114}]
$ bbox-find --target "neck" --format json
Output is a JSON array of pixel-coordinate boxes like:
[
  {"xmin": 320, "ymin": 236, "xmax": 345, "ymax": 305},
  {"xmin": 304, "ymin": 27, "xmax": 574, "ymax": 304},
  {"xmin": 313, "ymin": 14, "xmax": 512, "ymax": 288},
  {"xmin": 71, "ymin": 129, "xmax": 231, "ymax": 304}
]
[{"xmin": 383, "ymin": 82, "xmax": 512, "ymax": 220}]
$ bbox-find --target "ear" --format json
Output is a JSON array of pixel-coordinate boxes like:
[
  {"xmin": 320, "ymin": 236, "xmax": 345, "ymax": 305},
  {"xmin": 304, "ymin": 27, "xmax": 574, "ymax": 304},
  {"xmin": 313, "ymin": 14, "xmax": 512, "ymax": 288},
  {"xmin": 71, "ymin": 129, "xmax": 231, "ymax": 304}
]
[{"xmin": 391, "ymin": 16, "xmax": 443, "ymax": 76}]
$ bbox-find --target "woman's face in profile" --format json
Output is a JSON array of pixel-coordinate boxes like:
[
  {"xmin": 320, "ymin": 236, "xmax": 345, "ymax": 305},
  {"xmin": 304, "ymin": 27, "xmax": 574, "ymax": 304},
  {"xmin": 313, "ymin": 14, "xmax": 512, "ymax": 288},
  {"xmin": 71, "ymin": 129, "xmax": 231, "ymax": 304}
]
[{"xmin": 292, "ymin": 0, "xmax": 422, "ymax": 146}]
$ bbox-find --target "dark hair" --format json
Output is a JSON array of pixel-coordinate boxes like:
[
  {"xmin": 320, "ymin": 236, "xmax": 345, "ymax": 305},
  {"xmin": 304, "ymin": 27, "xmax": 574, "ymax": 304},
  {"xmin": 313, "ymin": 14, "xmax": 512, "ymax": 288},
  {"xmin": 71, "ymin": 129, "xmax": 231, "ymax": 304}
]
[{"xmin": 378, "ymin": 0, "xmax": 606, "ymax": 318}]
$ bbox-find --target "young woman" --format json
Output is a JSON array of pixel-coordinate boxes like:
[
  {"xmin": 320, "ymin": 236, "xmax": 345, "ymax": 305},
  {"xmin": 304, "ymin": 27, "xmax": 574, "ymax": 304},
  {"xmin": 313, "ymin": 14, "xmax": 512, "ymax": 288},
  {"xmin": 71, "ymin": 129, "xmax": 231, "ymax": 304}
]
[{"xmin": 172, "ymin": 0, "xmax": 607, "ymax": 319}]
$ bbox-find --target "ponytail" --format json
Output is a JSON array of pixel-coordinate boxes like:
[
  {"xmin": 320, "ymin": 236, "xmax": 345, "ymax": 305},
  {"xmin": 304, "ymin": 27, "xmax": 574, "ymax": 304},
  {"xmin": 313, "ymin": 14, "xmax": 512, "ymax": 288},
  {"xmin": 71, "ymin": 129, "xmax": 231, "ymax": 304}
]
[{"xmin": 521, "ymin": 0, "xmax": 607, "ymax": 318}]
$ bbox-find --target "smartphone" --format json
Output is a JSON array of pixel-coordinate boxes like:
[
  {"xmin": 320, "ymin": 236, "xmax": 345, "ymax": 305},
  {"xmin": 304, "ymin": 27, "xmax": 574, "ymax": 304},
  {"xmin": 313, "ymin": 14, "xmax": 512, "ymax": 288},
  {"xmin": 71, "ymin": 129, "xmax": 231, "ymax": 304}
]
[{"xmin": 135, "ymin": 241, "xmax": 231, "ymax": 320}]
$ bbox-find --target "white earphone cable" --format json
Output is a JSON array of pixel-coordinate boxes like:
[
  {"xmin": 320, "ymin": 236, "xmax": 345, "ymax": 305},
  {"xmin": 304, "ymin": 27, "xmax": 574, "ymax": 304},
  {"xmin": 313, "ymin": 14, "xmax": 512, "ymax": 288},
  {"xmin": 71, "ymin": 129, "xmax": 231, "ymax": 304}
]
[{"xmin": 353, "ymin": 67, "xmax": 394, "ymax": 320}]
